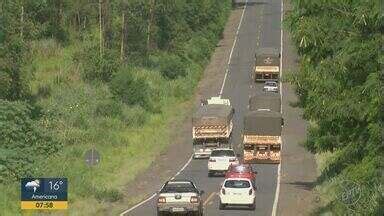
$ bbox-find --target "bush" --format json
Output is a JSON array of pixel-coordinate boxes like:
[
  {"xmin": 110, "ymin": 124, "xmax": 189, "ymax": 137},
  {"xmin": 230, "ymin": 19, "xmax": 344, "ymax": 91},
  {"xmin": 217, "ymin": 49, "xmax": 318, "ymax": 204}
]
[
  {"xmin": 36, "ymin": 83, "xmax": 52, "ymax": 98},
  {"xmin": 94, "ymin": 99, "xmax": 123, "ymax": 117},
  {"xmin": 0, "ymin": 38, "xmax": 31, "ymax": 101},
  {"xmin": 121, "ymin": 106, "xmax": 148, "ymax": 127},
  {"xmin": 94, "ymin": 187, "xmax": 123, "ymax": 202},
  {"xmin": 109, "ymin": 68, "xmax": 151, "ymax": 109},
  {"xmin": 159, "ymin": 54, "xmax": 187, "ymax": 79},
  {"xmin": 183, "ymin": 35, "xmax": 212, "ymax": 65},
  {"xmin": 30, "ymin": 39, "xmax": 61, "ymax": 59},
  {"xmin": 42, "ymin": 83, "xmax": 112, "ymax": 130},
  {"xmin": 0, "ymin": 100, "xmax": 60, "ymax": 182},
  {"xmin": 74, "ymin": 47, "xmax": 118, "ymax": 82},
  {"xmin": 42, "ymin": 24, "xmax": 69, "ymax": 44},
  {"xmin": 0, "ymin": 72, "xmax": 11, "ymax": 99}
]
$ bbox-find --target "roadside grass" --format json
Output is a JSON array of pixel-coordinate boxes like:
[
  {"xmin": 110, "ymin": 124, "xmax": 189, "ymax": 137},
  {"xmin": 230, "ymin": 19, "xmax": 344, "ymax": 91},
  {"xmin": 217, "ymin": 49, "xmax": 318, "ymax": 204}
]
[
  {"xmin": 0, "ymin": 39, "xmax": 199, "ymax": 215},
  {"xmin": 308, "ymin": 120, "xmax": 338, "ymax": 213},
  {"xmin": 301, "ymin": 120, "xmax": 338, "ymax": 214},
  {"xmin": 0, "ymin": 183, "xmax": 20, "ymax": 216},
  {"xmin": 313, "ymin": 148, "xmax": 380, "ymax": 215},
  {"xmin": 313, "ymin": 152, "xmax": 336, "ymax": 210}
]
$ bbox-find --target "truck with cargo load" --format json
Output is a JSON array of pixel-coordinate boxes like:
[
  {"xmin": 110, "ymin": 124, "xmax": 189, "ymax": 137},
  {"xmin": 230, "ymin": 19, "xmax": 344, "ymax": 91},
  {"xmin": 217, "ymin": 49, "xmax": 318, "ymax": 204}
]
[
  {"xmin": 242, "ymin": 110, "xmax": 283, "ymax": 164},
  {"xmin": 248, "ymin": 93, "xmax": 281, "ymax": 112},
  {"xmin": 254, "ymin": 47, "xmax": 280, "ymax": 82},
  {"xmin": 192, "ymin": 97, "xmax": 234, "ymax": 159}
]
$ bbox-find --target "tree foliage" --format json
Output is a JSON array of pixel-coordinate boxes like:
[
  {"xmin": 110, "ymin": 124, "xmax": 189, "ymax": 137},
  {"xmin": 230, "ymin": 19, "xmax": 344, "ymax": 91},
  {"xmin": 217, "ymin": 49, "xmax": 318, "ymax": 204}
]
[
  {"xmin": 110, "ymin": 68, "xmax": 150, "ymax": 109},
  {"xmin": 0, "ymin": 100, "xmax": 60, "ymax": 182},
  {"xmin": 74, "ymin": 46, "xmax": 119, "ymax": 82},
  {"xmin": 0, "ymin": 0, "xmax": 232, "ymax": 203},
  {"xmin": 0, "ymin": 1, "xmax": 32, "ymax": 101},
  {"xmin": 287, "ymin": 0, "xmax": 383, "ymax": 214}
]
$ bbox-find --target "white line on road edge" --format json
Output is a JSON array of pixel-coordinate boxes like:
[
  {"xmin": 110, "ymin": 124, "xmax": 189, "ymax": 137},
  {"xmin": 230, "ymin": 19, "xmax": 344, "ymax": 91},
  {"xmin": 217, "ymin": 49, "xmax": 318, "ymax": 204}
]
[
  {"xmin": 120, "ymin": 155, "xmax": 193, "ymax": 216},
  {"xmin": 120, "ymin": 2, "xmax": 249, "ymax": 215},
  {"xmin": 171, "ymin": 155, "xmax": 193, "ymax": 179},
  {"xmin": 203, "ymin": 192, "xmax": 218, "ymax": 206},
  {"xmin": 272, "ymin": 0, "xmax": 284, "ymax": 215},
  {"xmin": 121, "ymin": 193, "xmax": 157, "ymax": 216},
  {"xmin": 219, "ymin": 0, "xmax": 248, "ymax": 96}
]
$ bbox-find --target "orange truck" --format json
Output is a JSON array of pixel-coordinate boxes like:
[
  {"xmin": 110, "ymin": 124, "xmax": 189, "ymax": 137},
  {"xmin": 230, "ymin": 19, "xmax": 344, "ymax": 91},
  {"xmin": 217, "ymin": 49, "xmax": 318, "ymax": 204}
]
[
  {"xmin": 254, "ymin": 47, "xmax": 280, "ymax": 82},
  {"xmin": 243, "ymin": 110, "xmax": 283, "ymax": 164}
]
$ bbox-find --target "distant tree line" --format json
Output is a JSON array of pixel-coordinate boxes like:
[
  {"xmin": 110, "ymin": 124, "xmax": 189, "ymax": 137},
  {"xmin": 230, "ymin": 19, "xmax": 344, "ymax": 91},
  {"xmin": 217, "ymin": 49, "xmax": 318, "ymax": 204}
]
[{"xmin": 1, "ymin": 0, "xmax": 228, "ymax": 100}]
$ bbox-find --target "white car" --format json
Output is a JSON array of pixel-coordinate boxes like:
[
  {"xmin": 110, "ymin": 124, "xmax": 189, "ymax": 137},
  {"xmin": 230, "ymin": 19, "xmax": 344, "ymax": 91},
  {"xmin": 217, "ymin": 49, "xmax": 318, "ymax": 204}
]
[
  {"xmin": 219, "ymin": 178, "xmax": 256, "ymax": 210},
  {"xmin": 193, "ymin": 148, "xmax": 212, "ymax": 159},
  {"xmin": 208, "ymin": 148, "xmax": 239, "ymax": 177},
  {"xmin": 263, "ymin": 81, "xmax": 279, "ymax": 93}
]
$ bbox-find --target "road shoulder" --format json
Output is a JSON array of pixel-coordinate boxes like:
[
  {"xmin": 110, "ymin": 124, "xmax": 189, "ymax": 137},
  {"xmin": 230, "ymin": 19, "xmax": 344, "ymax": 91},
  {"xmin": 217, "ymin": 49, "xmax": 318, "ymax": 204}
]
[
  {"xmin": 278, "ymin": 0, "xmax": 319, "ymax": 215},
  {"xmin": 111, "ymin": 6, "xmax": 246, "ymax": 215}
]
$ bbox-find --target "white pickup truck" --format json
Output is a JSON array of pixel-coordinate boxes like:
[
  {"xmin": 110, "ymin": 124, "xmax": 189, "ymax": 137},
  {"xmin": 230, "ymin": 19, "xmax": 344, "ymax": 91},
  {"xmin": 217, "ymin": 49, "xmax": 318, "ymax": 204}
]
[
  {"xmin": 156, "ymin": 179, "xmax": 204, "ymax": 216},
  {"xmin": 192, "ymin": 97, "xmax": 234, "ymax": 159}
]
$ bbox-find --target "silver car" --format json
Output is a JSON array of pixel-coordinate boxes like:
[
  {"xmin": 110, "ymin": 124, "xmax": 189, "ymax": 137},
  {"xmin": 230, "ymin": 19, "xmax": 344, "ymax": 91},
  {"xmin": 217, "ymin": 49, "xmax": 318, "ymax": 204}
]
[
  {"xmin": 157, "ymin": 179, "xmax": 204, "ymax": 216},
  {"xmin": 263, "ymin": 81, "xmax": 279, "ymax": 93}
]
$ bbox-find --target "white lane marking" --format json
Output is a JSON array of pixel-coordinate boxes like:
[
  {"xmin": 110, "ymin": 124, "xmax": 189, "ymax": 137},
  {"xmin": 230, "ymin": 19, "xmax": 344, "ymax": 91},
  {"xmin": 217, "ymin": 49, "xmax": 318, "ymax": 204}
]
[
  {"xmin": 121, "ymin": 194, "xmax": 156, "ymax": 216},
  {"xmin": 120, "ymin": 155, "xmax": 193, "ymax": 216},
  {"xmin": 120, "ymin": 2, "xmax": 250, "ymax": 215},
  {"xmin": 203, "ymin": 192, "xmax": 217, "ymax": 206},
  {"xmin": 171, "ymin": 155, "xmax": 193, "ymax": 179},
  {"xmin": 219, "ymin": 70, "xmax": 229, "ymax": 96},
  {"xmin": 272, "ymin": 0, "xmax": 284, "ymax": 215},
  {"xmin": 219, "ymin": 0, "xmax": 248, "ymax": 96}
]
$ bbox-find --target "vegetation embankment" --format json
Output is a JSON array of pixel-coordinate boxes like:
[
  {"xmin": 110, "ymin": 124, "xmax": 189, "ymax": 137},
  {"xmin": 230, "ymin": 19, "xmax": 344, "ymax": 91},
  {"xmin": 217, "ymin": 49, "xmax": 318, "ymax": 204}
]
[
  {"xmin": 286, "ymin": 0, "xmax": 383, "ymax": 214},
  {"xmin": 0, "ymin": 0, "xmax": 232, "ymax": 215}
]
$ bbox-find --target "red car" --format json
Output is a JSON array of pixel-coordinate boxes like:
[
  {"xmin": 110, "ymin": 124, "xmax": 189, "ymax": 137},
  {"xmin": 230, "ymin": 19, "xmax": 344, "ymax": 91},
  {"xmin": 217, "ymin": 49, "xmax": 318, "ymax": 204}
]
[{"xmin": 225, "ymin": 164, "xmax": 257, "ymax": 181}]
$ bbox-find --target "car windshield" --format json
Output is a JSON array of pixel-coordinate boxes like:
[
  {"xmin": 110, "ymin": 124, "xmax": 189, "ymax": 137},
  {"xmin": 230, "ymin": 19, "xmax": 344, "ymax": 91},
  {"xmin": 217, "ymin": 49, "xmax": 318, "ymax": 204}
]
[
  {"xmin": 265, "ymin": 82, "xmax": 277, "ymax": 87},
  {"xmin": 230, "ymin": 165, "xmax": 252, "ymax": 173},
  {"xmin": 224, "ymin": 180, "xmax": 251, "ymax": 188},
  {"xmin": 161, "ymin": 182, "xmax": 197, "ymax": 193},
  {"xmin": 211, "ymin": 150, "xmax": 235, "ymax": 157}
]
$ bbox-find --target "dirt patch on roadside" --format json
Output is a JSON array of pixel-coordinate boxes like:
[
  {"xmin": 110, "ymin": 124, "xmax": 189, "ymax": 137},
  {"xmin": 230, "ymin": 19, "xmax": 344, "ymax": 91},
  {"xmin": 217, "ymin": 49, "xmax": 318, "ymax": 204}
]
[{"xmin": 109, "ymin": 6, "xmax": 245, "ymax": 215}]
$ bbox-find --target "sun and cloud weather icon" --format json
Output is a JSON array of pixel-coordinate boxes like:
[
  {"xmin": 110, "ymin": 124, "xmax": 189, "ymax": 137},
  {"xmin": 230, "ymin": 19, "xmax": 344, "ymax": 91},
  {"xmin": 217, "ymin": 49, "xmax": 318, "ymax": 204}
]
[{"xmin": 25, "ymin": 179, "xmax": 40, "ymax": 193}]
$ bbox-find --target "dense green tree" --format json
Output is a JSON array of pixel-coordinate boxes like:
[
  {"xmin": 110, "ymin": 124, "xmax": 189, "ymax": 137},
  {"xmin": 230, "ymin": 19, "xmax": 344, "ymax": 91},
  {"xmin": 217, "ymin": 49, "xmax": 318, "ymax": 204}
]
[
  {"xmin": 0, "ymin": 0, "xmax": 32, "ymax": 101},
  {"xmin": 287, "ymin": 0, "xmax": 383, "ymax": 214},
  {"xmin": 109, "ymin": 68, "xmax": 150, "ymax": 109},
  {"xmin": 0, "ymin": 100, "xmax": 60, "ymax": 182},
  {"xmin": 73, "ymin": 45, "xmax": 118, "ymax": 82}
]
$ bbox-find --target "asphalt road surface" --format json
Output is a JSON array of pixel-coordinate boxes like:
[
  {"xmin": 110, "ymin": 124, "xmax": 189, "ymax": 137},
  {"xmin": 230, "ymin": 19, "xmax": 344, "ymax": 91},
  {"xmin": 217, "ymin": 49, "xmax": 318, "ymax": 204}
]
[{"xmin": 127, "ymin": 0, "xmax": 282, "ymax": 215}]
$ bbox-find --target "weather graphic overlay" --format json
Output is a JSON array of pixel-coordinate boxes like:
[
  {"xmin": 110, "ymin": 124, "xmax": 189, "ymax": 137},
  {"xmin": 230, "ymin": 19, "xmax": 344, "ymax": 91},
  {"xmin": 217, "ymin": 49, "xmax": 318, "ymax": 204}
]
[{"xmin": 21, "ymin": 178, "xmax": 68, "ymax": 210}]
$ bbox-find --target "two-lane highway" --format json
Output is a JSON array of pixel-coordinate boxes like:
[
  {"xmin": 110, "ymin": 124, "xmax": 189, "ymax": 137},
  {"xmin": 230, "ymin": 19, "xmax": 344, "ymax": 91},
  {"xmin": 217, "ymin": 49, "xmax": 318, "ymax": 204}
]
[{"xmin": 124, "ymin": 0, "xmax": 282, "ymax": 215}]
